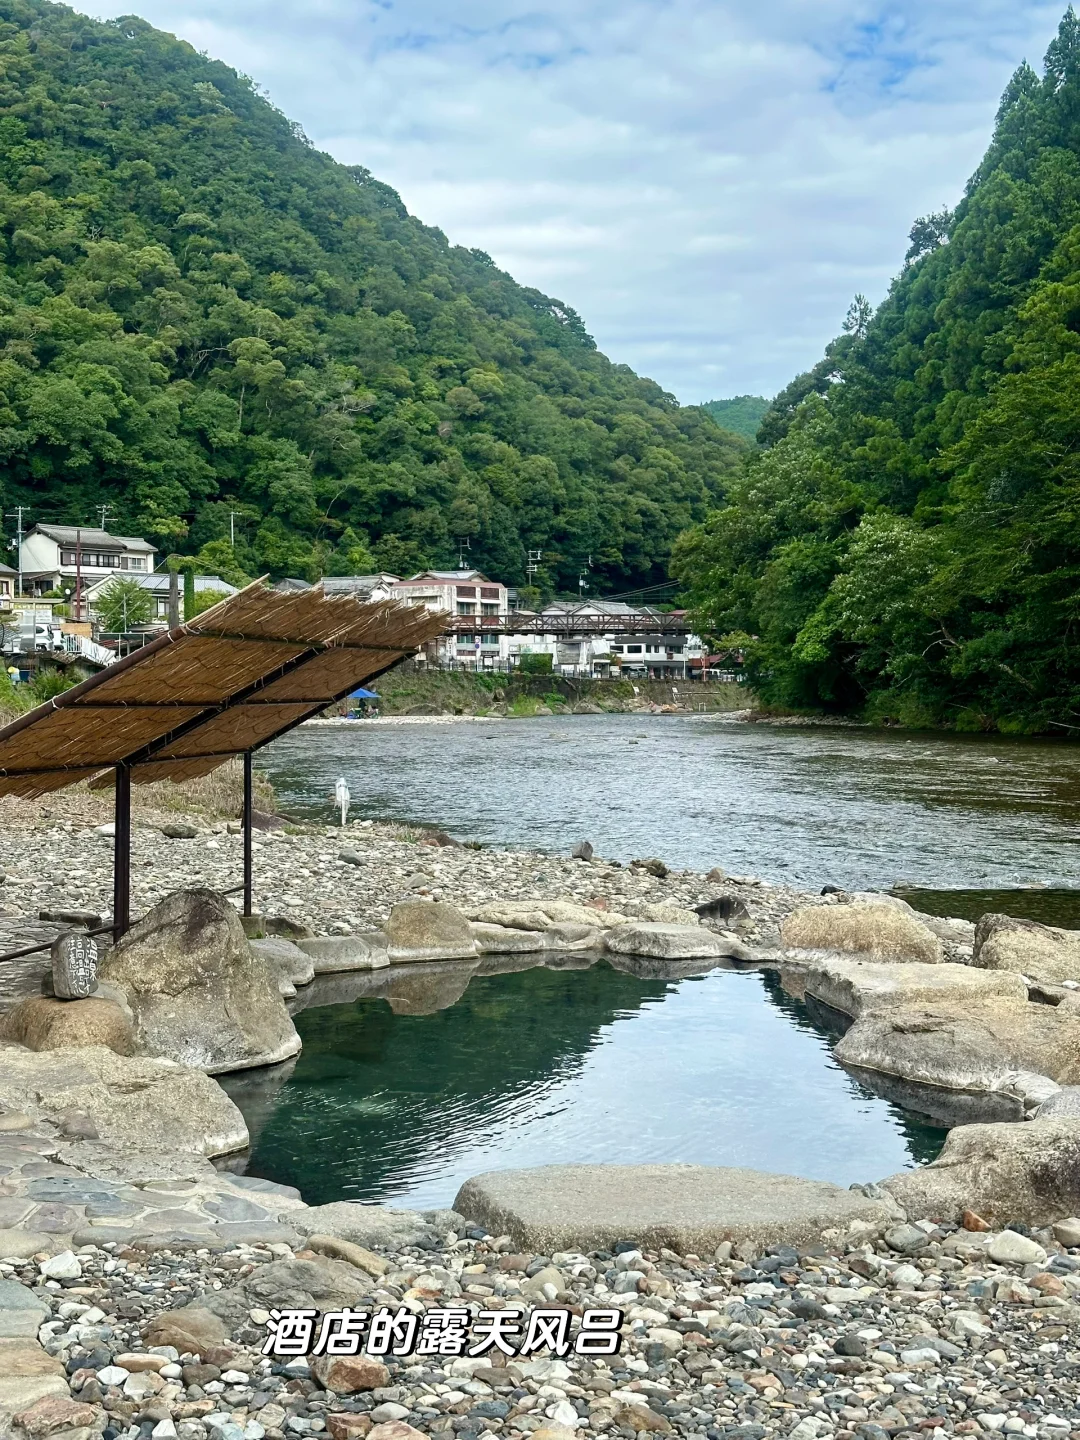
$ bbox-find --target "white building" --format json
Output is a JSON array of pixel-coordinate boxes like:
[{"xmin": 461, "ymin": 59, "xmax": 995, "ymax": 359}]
[
  {"xmin": 389, "ymin": 569, "xmax": 510, "ymax": 668},
  {"xmin": 0, "ymin": 562, "xmax": 14, "ymax": 608},
  {"xmin": 19, "ymin": 525, "xmax": 156, "ymax": 600}
]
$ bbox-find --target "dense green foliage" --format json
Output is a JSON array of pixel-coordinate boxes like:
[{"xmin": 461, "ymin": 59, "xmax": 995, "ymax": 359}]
[
  {"xmin": 702, "ymin": 395, "xmax": 770, "ymax": 442},
  {"xmin": 675, "ymin": 11, "xmax": 1080, "ymax": 733},
  {"xmin": 94, "ymin": 574, "xmax": 151, "ymax": 631},
  {"xmin": 0, "ymin": 0, "xmax": 746, "ymax": 591}
]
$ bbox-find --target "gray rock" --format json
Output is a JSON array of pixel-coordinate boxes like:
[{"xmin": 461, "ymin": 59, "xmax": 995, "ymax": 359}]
[
  {"xmin": 250, "ymin": 937, "xmax": 315, "ymax": 988},
  {"xmin": 881, "ymin": 1116, "xmax": 1080, "ymax": 1226},
  {"xmin": 779, "ymin": 956, "xmax": 1025, "ymax": 1021},
  {"xmin": 571, "ymin": 841, "xmax": 594, "ymax": 861},
  {"xmin": 986, "ymin": 1230, "xmax": 1046, "ymax": 1265},
  {"xmin": 835, "ymin": 995, "xmax": 1080, "ymax": 1098},
  {"xmin": 973, "ymin": 913, "xmax": 1080, "ymax": 984},
  {"xmin": 884, "ymin": 1223, "xmax": 929, "ymax": 1255},
  {"xmin": 100, "ymin": 888, "xmax": 301, "ymax": 1074},
  {"xmin": 297, "ymin": 935, "xmax": 390, "ymax": 974},
  {"xmin": 605, "ymin": 923, "xmax": 751, "ymax": 961},
  {"xmin": 0, "ymin": 1042, "xmax": 248, "ymax": 1158},
  {"xmin": 453, "ymin": 1163, "xmax": 895, "ymax": 1253},
  {"xmin": 195, "ymin": 1256, "xmax": 376, "ymax": 1330},
  {"xmin": 1052, "ymin": 1217, "xmax": 1080, "ymax": 1247},
  {"xmin": 286, "ymin": 1203, "xmax": 466, "ymax": 1250},
  {"xmin": 384, "ymin": 900, "xmax": 477, "ymax": 963},
  {"xmin": 50, "ymin": 931, "xmax": 100, "ymax": 1001},
  {"xmin": 161, "ymin": 823, "xmax": 198, "ymax": 840}
]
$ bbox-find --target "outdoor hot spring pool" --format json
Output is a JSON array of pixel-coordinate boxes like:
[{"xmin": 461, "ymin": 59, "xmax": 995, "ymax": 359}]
[{"xmin": 219, "ymin": 955, "xmax": 945, "ymax": 1208}]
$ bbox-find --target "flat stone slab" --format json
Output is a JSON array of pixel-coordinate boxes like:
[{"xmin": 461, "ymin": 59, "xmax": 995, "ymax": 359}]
[
  {"xmin": 453, "ymin": 1163, "xmax": 895, "ymax": 1253},
  {"xmin": 781, "ymin": 955, "xmax": 1027, "ymax": 1019},
  {"xmin": 298, "ymin": 935, "xmax": 390, "ymax": 973}
]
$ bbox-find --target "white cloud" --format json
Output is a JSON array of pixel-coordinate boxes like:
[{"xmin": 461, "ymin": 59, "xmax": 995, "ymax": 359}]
[{"xmin": 102, "ymin": 0, "xmax": 1064, "ymax": 402}]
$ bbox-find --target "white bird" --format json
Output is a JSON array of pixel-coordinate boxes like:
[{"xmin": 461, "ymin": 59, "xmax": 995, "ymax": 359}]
[{"xmin": 334, "ymin": 776, "xmax": 351, "ymax": 827}]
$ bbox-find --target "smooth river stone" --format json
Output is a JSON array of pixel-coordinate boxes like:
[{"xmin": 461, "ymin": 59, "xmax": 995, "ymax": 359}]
[{"xmin": 454, "ymin": 1163, "xmax": 896, "ymax": 1254}]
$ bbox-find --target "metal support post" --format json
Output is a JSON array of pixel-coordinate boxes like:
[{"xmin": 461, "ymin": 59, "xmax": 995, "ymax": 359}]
[
  {"xmin": 243, "ymin": 750, "xmax": 254, "ymax": 918},
  {"xmin": 113, "ymin": 762, "xmax": 131, "ymax": 942}
]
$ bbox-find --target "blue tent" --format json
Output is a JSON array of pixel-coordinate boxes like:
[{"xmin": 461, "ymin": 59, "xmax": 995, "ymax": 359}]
[{"xmin": 349, "ymin": 687, "xmax": 380, "ymax": 700}]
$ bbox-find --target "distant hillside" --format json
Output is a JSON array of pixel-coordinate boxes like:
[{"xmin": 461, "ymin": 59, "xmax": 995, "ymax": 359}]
[
  {"xmin": 0, "ymin": 0, "xmax": 747, "ymax": 590},
  {"xmin": 702, "ymin": 396, "xmax": 770, "ymax": 443}
]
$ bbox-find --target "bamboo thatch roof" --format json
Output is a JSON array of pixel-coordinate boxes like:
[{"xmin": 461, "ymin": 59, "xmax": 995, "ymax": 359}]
[{"xmin": 0, "ymin": 581, "xmax": 446, "ymax": 798}]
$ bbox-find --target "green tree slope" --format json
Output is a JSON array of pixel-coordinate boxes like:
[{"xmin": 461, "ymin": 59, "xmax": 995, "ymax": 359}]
[
  {"xmin": 675, "ymin": 9, "xmax": 1080, "ymax": 733},
  {"xmin": 0, "ymin": 0, "xmax": 746, "ymax": 588},
  {"xmin": 701, "ymin": 395, "xmax": 770, "ymax": 443}
]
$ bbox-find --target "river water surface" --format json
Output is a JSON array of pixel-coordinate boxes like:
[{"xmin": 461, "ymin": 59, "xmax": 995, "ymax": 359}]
[
  {"xmin": 263, "ymin": 714, "xmax": 1080, "ymax": 896},
  {"xmin": 232, "ymin": 715, "xmax": 1080, "ymax": 1207}
]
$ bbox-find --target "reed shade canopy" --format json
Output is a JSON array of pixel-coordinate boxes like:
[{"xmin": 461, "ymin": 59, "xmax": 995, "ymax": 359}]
[{"xmin": 0, "ymin": 581, "xmax": 447, "ymax": 938}]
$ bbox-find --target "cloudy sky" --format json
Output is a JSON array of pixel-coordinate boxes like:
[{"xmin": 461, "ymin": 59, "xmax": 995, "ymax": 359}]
[{"xmin": 105, "ymin": 0, "xmax": 1063, "ymax": 404}]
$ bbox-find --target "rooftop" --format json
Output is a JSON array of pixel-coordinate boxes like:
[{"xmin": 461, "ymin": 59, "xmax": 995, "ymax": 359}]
[{"xmin": 30, "ymin": 525, "xmax": 156, "ymax": 553}]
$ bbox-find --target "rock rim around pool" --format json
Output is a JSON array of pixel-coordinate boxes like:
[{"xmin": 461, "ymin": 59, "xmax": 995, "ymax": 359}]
[
  {"xmin": 99, "ymin": 887, "xmax": 302, "ymax": 1074},
  {"xmin": 881, "ymin": 1116, "xmax": 1080, "ymax": 1226},
  {"xmin": 779, "ymin": 954, "xmax": 1027, "ymax": 1021},
  {"xmin": 782, "ymin": 900, "xmax": 943, "ymax": 964},
  {"xmin": 604, "ymin": 922, "xmax": 753, "ymax": 961},
  {"xmin": 385, "ymin": 899, "xmax": 477, "ymax": 962},
  {"xmin": 453, "ymin": 1162, "xmax": 898, "ymax": 1253},
  {"xmin": 973, "ymin": 911, "xmax": 1080, "ymax": 984}
]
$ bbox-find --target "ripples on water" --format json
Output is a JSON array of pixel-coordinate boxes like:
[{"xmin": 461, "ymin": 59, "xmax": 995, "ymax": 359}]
[
  {"xmin": 263, "ymin": 715, "xmax": 1080, "ymax": 891},
  {"xmin": 223, "ymin": 960, "xmax": 946, "ymax": 1210}
]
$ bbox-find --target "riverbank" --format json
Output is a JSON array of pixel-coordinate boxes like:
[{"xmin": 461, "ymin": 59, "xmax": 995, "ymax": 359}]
[{"xmin": 352, "ymin": 667, "xmax": 751, "ymax": 720}]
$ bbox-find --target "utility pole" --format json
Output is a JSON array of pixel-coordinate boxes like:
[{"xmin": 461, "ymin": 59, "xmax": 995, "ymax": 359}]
[
  {"xmin": 526, "ymin": 550, "xmax": 542, "ymax": 584},
  {"xmin": 229, "ymin": 511, "xmax": 238, "ymax": 548},
  {"xmin": 5, "ymin": 506, "xmax": 26, "ymax": 599},
  {"xmin": 98, "ymin": 505, "xmax": 113, "ymax": 532},
  {"xmin": 74, "ymin": 527, "xmax": 82, "ymax": 624}
]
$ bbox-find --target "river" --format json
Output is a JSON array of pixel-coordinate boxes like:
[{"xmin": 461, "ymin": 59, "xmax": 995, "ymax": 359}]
[{"xmin": 261, "ymin": 714, "xmax": 1080, "ymax": 902}]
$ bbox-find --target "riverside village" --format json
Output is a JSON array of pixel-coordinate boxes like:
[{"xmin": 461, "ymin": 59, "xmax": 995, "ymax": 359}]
[{"xmin": 4, "ymin": 7, "xmax": 1080, "ymax": 1440}]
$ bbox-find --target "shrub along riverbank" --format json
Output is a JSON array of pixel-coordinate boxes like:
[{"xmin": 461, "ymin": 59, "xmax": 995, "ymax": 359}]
[{"xmin": 354, "ymin": 664, "xmax": 750, "ymax": 718}]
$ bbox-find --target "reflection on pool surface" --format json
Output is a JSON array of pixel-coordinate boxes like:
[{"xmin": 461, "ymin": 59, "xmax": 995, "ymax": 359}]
[{"xmin": 221, "ymin": 956, "xmax": 946, "ymax": 1209}]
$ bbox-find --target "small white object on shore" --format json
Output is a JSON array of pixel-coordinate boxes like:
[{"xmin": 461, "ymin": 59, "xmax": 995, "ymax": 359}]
[{"xmin": 334, "ymin": 776, "xmax": 350, "ymax": 827}]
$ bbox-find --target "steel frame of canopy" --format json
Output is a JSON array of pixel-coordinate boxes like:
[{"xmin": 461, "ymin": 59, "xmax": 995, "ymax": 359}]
[{"xmin": 0, "ymin": 584, "xmax": 447, "ymax": 951}]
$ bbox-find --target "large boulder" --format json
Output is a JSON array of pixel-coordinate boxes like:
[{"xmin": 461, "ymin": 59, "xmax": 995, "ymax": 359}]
[
  {"xmin": 0, "ymin": 1043, "xmax": 247, "ymax": 1156},
  {"xmin": 191, "ymin": 1254, "xmax": 376, "ymax": 1331},
  {"xmin": 973, "ymin": 913, "xmax": 1080, "ymax": 984},
  {"xmin": 605, "ymin": 923, "xmax": 752, "ymax": 961},
  {"xmin": 99, "ymin": 888, "xmax": 301, "ymax": 1074},
  {"xmin": 454, "ymin": 1163, "xmax": 896, "ymax": 1253},
  {"xmin": 782, "ymin": 902, "xmax": 943, "ymax": 964},
  {"xmin": 780, "ymin": 956, "xmax": 1026, "ymax": 1020},
  {"xmin": 385, "ymin": 901, "xmax": 477, "ymax": 962},
  {"xmin": 881, "ymin": 1117, "xmax": 1080, "ymax": 1226},
  {"xmin": 835, "ymin": 996, "xmax": 1080, "ymax": 1125},
  {"xmin": 297, "ymin": 934, "xmax": 390, "ymax": 974},
  {"xmin": 1, "ymin": 996, "xmax": 135, "ymax": 1056}
]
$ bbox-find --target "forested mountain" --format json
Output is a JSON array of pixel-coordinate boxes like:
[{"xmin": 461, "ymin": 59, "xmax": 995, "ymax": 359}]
[
  {"xmin": 0, "ymin": 0, "xmax": 746, "ymax": 591},
  {"xmin": 675, "ymin": 10, "xmax": 1080, "ymax": 733},
  {"xmin": 702, "ymin": 396, "xmax": 769, "ymax": 443}
]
